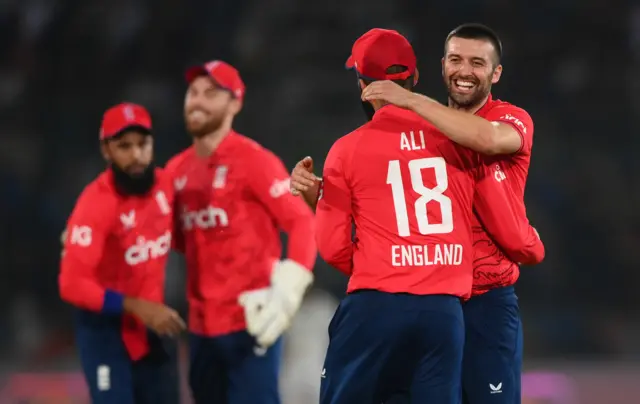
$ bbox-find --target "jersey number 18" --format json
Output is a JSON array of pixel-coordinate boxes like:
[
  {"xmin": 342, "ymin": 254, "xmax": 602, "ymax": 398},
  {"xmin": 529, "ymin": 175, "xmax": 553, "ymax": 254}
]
[{"xmin": 386, "ymin": 157, "xmax": 453, "ymax": 237}]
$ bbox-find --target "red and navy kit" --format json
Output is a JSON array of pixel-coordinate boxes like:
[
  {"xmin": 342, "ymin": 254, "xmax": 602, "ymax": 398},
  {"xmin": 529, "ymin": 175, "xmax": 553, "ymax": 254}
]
[
  {"xmin": 59, "ymin": 168, "xmax": 174, "ymax": 359},
  {"xmin": 166, "ymin": 131, "xmax": 316, "ymax": 337},
  {"xmin": 316, "ymin": 105, "xmax": 542, "ymax": 300}
]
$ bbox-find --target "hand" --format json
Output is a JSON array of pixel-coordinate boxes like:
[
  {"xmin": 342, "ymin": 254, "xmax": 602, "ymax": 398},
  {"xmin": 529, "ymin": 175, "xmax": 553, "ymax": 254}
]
[
  {"xmin": 238, "ymin": 260, "xmax": 313, "ymax": 348},
  {"xmin": 239, "ymin": 287, "xmax": 290, "ymax": 348},
  {"xmin": 361, "ymin": 80, "xmax": 415, "ymax": 109},
  {"xmin": 124, "ymin": 298, "xmax": 186, "ymax": 337},
  {"xmin": 290, "ymin": 156, "xmax": 321, "ymax": 203}
]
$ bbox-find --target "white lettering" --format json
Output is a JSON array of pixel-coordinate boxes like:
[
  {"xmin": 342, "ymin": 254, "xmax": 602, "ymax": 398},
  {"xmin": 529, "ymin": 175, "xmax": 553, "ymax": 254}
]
[
  {"xmin": 400, "ymin": 131, "xmax": 426, "ymax": 151},
  {"xmin": 494, "ymin": 164, "xmax": 506, "ymax": 182},
  {"xmin": 70, "ymin": 225, "xmax": 92, "ymax": 247},
  {"xmin": 182, "ymin": 206, "xmax": 229, "ymax": 230},
  {"xmin": 124, "ymin": 231, "xmax": 172, "ymax": 266},
  {"xmin": 269, "ymin": 178, "xmax": 291, "ymax": 198},
  {"xmin": 497, "ymin": 114, "xmax": 527, "ymax": 134},
  {"xmin": 391, "ymin": 244, "xmax": 463, "ymax": 267}
]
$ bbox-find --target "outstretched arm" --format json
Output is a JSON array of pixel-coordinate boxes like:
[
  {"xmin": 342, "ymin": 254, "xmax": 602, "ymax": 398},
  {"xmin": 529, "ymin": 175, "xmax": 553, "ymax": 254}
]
[{"xmin": 361, "ymin": 81, "xmax": 531, "ymax": 155}]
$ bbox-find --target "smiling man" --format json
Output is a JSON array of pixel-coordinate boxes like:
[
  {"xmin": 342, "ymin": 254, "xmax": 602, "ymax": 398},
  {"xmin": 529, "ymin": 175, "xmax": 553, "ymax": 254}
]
[
  {"xmin": 166, "ymin": 60, "xmax": 316, "ymax": 404},
  {"xmin": 360, "ymin": 23, "xmax": 540, "ymax": 404}
]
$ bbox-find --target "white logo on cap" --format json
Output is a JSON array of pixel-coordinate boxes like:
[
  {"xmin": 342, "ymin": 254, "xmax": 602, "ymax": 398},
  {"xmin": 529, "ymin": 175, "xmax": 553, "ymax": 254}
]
[
  {"xmin": 205, "ymin": 61, "xmax": 221, "ymax": 72},
  {"xmin": 123, "ymin": 105, "xmax": 135, "ymax": 121}
]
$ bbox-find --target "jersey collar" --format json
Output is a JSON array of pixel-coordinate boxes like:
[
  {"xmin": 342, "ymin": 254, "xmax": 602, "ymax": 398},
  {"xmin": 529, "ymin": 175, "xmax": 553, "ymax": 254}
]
[
  {"xmin": 207, "ymin": 129, "xmax": 237, "ymax": 163},
  {"xmin": 473, "ymin": 93, "xmax": 493, "ymax": 116}
]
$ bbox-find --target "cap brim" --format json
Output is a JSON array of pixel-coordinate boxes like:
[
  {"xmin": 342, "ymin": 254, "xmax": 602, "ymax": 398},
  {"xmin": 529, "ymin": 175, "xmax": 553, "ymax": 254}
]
[
  {"xmin": 185, "ymin": 66, "xmax": 208, "ymax": 83},
  {"xmin": 104, "ymin": 125, "xmax": 152, "ymax": 140},
  {"xmin": 345, "ymin": 55, "xmax": 355, "ymax": 70}
]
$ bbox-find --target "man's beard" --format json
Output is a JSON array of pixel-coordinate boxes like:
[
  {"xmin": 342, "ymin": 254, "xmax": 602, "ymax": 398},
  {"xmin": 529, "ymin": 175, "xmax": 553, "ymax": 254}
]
[
  {"xmin": 111, "ymin": 163, "xmax": 155, "ymax": 195},
  {"xmin": 445, "ymin": 76, "xmax": 491, "ymax": 110},
  {"xmin": 186, "ymin": 111, "xmax": 225, "ymax": 138}
]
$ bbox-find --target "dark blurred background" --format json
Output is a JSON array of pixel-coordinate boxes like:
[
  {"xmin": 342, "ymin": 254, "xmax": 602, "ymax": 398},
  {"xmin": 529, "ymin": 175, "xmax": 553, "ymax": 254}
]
[{"xmin": 0, "ymin": 0, "xmax": 637, "ymax": 402}]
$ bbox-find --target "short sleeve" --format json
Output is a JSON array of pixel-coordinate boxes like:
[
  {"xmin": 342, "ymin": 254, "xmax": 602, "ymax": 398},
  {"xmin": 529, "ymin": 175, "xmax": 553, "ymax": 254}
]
[{"xmin": 484, "ymin": 105, "xmax": 534, "ymax": 154}]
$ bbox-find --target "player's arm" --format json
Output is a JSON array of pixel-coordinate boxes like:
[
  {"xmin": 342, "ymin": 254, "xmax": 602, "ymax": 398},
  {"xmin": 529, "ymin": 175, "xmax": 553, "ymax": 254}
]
[
  {"xmin": 473, "ymin": 162, "xmax": 544, "ymax": 265},
  {"xmin": 315, "ymin": 140, "xmax": 354, "ymax": 275},
  {"xmin": 60, "ymin": 186, "xmax": 186, "ymax": 334},
  {"xmin": 405, "ymin": 94, "xmax": 524, "ymax": 155},
  {"xmin": 248, "ymin": 150, "xmax": 317, "ymax": 272},
  {"xmin": 361, "ymin": 81, "xmax": 530, "ymax": 155},
  {"xmin": 164, "ymin": 157, "xmax": 186, "ymax": 254},
  {"xmin": 58, "ymin": 189, "xmax": 122, "ymax": 313},
  {"xmin": 241, "ymin": 149, "xmax": 317, "ymax": 348}
]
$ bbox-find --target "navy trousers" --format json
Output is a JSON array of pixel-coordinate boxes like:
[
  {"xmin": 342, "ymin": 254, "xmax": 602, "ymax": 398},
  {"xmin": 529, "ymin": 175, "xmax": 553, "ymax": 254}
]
[
  {"xmin": 462, "ymin": 286, "xmax": 523, "ymax": 404},
  {"xmin": 75, "ymin": 311, "xmax": 179, "ymax": 404},
  {"xmin": 189, "ymin": 330, "xmax": 283, "ymax": 404},
  {"xmin": 320, "ymin": 290, "xmax": 465, "ymax": 404}
]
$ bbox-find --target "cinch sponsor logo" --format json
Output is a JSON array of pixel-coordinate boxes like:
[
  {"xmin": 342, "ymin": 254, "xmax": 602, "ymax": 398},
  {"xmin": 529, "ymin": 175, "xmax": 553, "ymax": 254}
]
[
  {"xmin": 124, "ymin": 231, "xmax": 171, "ymax": 266},
  {"xmin": 494, "ymin": 164, "xmax": 506, "ymax": 182},
  {"xmin": 499, "ymin": 114, "xmax": 527, "ymax": 134},
  {"xmin": 182, "ymin": 206, "xmax": 229, "ymax": 230},
  {"xmin": 269, "ymin": 178, "xmax": 291, "ymax": 198}
]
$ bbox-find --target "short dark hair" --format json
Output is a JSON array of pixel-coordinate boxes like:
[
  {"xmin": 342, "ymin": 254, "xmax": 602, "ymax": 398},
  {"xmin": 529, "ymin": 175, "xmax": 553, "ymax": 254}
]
[
  {"xmin": 360, "ymin": 65, "xmax": 414, "ymax": 90},
  {"xmin": 445, "ymin": 23, "xmax": 503, "ymax": 64}
]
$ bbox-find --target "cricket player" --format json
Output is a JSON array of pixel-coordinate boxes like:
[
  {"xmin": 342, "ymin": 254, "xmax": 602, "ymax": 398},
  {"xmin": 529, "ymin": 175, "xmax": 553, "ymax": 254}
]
[
  {"xmin": 360, "ymin": 23, "xmax": 539, "ymax": 403},
  {"xmin": 59, "ymin": 103, "xmax": 184, "ymax": 404},
  {"xmin": 307, "ymin": 28, "xmax": 543, "ymax": 403},
  {"xmin": 166, "ymin": 60, "xmax": 316, "ymax": 404}
]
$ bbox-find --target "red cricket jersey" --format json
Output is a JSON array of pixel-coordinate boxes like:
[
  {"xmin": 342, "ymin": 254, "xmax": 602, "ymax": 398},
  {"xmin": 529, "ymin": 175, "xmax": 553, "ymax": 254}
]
[
  {"xmin": 59, "ymin": 168, "xmax": 174, "ymax": 360},
  {"xmin": 471, "ymin": 94, "xmax": 542, "ymax": 296},
  {"xmin": 166, "ymin": 131, "xmax": 316, "ymax": 337},
  {"xmin": 316, "ymin": 106, "xmax": 542, "ymax": 299}
]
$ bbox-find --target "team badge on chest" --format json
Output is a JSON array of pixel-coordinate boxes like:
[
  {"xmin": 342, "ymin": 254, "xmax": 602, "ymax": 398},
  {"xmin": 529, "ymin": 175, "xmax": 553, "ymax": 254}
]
[{"xmin": 213, "ymin": 166, "xmax": 228, "ymax": 189}]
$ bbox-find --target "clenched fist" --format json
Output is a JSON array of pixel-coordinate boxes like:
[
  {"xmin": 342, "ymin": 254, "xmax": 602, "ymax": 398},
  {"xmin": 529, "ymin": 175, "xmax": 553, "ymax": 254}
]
[{"xmin": 290, "ymin": 156, "xmax": 322, "ymax": 209}]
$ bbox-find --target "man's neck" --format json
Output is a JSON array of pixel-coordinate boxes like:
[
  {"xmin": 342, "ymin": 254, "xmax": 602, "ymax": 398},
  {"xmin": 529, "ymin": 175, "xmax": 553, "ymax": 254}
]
[
  {"xmin": 193, "ymin": 123, "xmax": 232, "ymax": 158},
  {"xmin": 448, "ymin": 94, "xmax": 489, "ymax": 115}
]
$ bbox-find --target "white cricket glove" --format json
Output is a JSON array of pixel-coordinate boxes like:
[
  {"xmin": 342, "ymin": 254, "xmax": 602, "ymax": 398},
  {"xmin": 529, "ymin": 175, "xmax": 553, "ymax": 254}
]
[{"xmin": 238, "ymin": 259, "xmax": 314, "ymax": 348}]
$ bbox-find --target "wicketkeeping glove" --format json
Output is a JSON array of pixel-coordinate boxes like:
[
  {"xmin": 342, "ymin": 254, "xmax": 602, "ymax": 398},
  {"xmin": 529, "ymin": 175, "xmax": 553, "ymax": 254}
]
[{"xmin": 238, "ymin": 259, "xmax": 314, "ymax": 348}]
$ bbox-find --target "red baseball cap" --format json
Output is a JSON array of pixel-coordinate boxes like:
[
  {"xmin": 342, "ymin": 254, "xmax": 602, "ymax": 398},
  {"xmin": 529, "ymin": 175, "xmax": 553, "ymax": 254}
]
[
  {"xmin": 100, "ymin": 103, "xmax": 152, "ymax": 140},
  {"xmin": 185, "ymin": 60, "xmax": 246, "ymax": 100},
  {"xmin": 345, "ymin": 28, "xmax": 417, "ymax": 81}
]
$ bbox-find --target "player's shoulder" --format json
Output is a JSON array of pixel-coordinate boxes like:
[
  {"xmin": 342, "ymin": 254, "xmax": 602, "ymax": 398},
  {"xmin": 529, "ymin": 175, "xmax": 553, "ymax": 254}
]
[
  {"xmin": 230, "ymin": 132, "xmax": 285, "ymax": 165},
  {"xmin": 152, "ymin": 167, "xmax": 176, "ymax": 196},
  {"xmin": 336, "ymin": 125, "xmax": 366, "ymax": 149},
  {"xmin": 165, "ymin": 146, "xmax": 194, "ymax": 174},
  {"xmin": 485, "ymin": 97, "xmax": 532, "ymax": 121},
  {"xmin": 73, "ymin": 171, "xmax": 118, "ymax": 214},
  {"xmin": 87, "ymin": 171, "xmax": 116, "ymax": 198}
]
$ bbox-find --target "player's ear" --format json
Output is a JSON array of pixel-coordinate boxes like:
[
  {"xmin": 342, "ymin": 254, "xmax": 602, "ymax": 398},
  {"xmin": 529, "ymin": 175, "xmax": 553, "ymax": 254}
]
[
  {"xmin": 491, "ymin": 64, "xmax": 503, "ymax": 84},
  {"xmin": 441, "ymin": 57, "xmax": 445, "ymax": 76},
  {"xmin": 358, "ymin": 79, "xmax": 367, "ymax": 91},
  {"xmin": 229, "ymin": 98, "xmax": 242, "ymax": 115},
  {"xmin": 100, "ymin": 141, "xmax": 111, "ymax": 162},
  {"xmin": 413, "ymin": 68, "xmax": 420, "ymax": 86}
]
